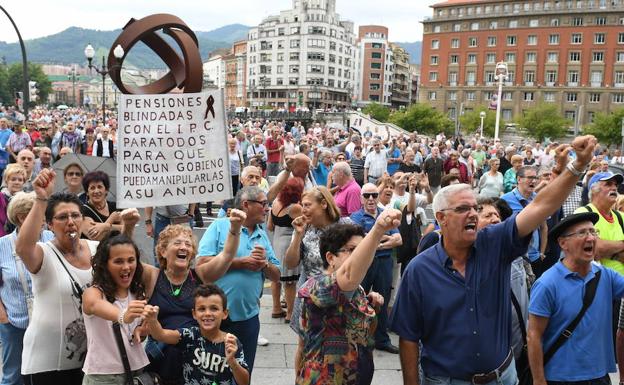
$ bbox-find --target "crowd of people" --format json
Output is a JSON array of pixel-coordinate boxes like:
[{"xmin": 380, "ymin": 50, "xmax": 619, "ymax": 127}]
[{"xmin": 0, "ymin": 102, "xmax": 624, "ymax": 385}]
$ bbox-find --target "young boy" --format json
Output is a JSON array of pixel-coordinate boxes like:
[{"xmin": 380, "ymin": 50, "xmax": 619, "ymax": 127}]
[{"xmin": 144, "ymin": 284, "xmax": 250, "ymax": 385}]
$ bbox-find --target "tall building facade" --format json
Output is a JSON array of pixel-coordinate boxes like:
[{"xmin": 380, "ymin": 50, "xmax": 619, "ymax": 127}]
[
  {"xmin": 223, "ymin": 41, "xmax": 248, "ymax": 109},
  {"xmin": 246, "ymin": 0, "xmax": 356, "ymax": 110},
  {"xmin": 390, "ymin": 42, "xmax": 411, "ymax": 108},
  {"xmin": 420, "ymin": 0, "xmax": 624, "ymax": 128},
  {"xmin": 355, "ymin": 26, "xmax": 394, "ymax": 107}
]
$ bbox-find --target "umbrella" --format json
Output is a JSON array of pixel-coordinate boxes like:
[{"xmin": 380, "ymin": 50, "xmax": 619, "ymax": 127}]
[
  {"xmin": 52, "ymin": 154, "xmax": 117, "ymax": 200},
  {"xmin": 57, "ymin": 105, "xmax": 69, "ymax": 110}
]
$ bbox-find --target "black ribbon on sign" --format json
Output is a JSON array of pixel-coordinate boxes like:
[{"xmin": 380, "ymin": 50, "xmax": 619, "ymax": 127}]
[{"xmin": 204, "ymin": 96, "xmax": 215, "ymax": 120}]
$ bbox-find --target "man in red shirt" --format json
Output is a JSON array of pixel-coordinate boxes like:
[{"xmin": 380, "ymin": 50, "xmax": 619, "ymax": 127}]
[{"xmin": 265, "ymin": 127, "xmax": 284, "ymax": 177}]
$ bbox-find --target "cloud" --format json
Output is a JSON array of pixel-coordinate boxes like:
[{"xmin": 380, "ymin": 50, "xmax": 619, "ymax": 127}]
[{"xmin": 0, "ymin": 0, "xmax": 434, "ymax": 44}]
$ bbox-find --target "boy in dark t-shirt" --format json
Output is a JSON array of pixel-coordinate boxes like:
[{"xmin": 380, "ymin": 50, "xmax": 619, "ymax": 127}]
[{"xmin": 145, "ymin": 284, "xmax": 249, "ymax": 385}]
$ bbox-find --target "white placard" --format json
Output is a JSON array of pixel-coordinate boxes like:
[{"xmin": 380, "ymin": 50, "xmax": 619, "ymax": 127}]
[{"xmin": 116, "ymin": 91, "xmax": 232, "ymax": 208}]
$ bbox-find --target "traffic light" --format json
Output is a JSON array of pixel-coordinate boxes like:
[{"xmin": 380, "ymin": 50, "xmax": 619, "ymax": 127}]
[{"xmin": 28, "ymin": 81, "xmax": 38, "ymax": 101}]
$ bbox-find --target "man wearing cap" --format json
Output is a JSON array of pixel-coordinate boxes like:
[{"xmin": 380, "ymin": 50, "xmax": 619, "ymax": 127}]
[
  {"xmin": 391, "ymin": 136, "xmax": 597, "ymax": 385},
  {"xmin": 574, "ymin": 171, "xmax": 624, "ymax": 382},
  {"xmin": 528, "ymin": 212, "xmax": 624, "ymax": 385}
]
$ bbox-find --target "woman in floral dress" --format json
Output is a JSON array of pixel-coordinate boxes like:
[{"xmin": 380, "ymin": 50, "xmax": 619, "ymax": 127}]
[{"xmin": 296, "ymin": 210, "xmax": 401, "ymax": 385}]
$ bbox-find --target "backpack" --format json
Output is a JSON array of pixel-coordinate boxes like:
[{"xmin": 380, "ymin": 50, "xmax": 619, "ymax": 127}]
[
  {"xmin": 582, "ymin": 205, "xmax": 624, "ymax": 233},
  {"xmin": 396, "ymin": 206, "xmax": 423, "ymax": 265}
]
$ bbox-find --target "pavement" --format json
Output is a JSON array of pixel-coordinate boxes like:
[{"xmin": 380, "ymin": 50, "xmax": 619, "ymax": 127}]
[{"xmin": 253, "ymin": 293, "xmax": 404, "ymax": 385}]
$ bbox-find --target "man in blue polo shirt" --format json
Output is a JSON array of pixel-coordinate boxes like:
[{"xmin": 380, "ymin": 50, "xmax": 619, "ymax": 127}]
[
  {"xmin": 502, "ymin": 165, "xmax": 548, "ymax": 278},
  {"xmin": 197, "ymin": 186, "xmax": 281, "ymax": 374},
  {"xmin": 351, "ymin": 182, "xmax": 402, "ymax": 354},
  {"xmin": 528, "ymin": 212, "xmax": 624, "ymax": 385},
  {"xmin": 390, "ymin": 136, "xmax": 597, "ymax": 385}
]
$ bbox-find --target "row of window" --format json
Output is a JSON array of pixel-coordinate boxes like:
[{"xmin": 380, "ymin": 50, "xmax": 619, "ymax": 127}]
[
  {"xmin": 429, "ymin": 90, "xmax": 612, "ymax": 104},
  {"xmin": 435, "ymin": 0, "xmax": 622, "ymax": 19},
  {"xmin": 250, "ymin": 52, "xmax": 354, "ymax": 66},
  {"xmin": 251, "ymin": 39, "xmax": 354, "ymax": 54},
  {"xmin": 432, "ymin": 15, "xmax": 619, "ymax": 33},
  {"xmin": 431, "ymin": 32, "xmax": 624, "ymax": 49},
  {"xmin": 429, "ymin": 69, "xmax": 624, "ymax": 84},
  {"xmin": 433, "ymin": 51, "xmax": 624, "ymax": 65},
  {"xmin": 255, "ymin": 23, "xmax": 353, "ymax": 42},
  {"xmin": 249, "ymin": 77, "xmax": 351, "ymax": 88}
]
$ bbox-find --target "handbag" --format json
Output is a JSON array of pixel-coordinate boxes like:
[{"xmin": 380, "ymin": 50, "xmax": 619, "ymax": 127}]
[
  {"xmin": 511, "ymin": 269, "xmax": 601, "ymax": 385},
  {"xmin": 112, "ymin": 322, "xmax": 161, "ymax": 385},
  {"xmin": 13, "ymin": 239, "xmax": 33, "ymax": 320}
]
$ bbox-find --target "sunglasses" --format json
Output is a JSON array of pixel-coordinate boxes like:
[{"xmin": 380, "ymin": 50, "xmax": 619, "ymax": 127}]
[
  {"xmin": 66, "ymin": 172, "xmax": 82, "ymax": 177},
  {"xmin": 362, "ymin": 192, "xmax": 379, "ymax": 199}
]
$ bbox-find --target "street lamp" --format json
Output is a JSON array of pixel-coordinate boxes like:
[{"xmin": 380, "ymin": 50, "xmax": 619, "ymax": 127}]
[
  {"xmin": 84, "ymin": 43, "xmax": 124, "ymax": 122},
  {"xmin": 479, "ymin": 111, "xmax": 486, "ymax": 138},
  {"xmin": 493, "ymin": 61, "xmax": 508, "ymax": 141},
  {"xmin": 1, "ymin": 6, "xmax": 29, "ymax": 118},
  {"xmin": 68, "ymin": 67, "xmax": 79, "ymax": 106}
]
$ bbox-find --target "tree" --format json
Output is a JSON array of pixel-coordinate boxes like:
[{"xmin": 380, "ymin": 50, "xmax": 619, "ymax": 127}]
[
  {"xmin": 584, "ymin": 108, "xmax": 624, "ymax": 147},
  {"xmin": 362, "ymin": 102, "xmax": 390, "ymax": 122},
  {"xmin": 459, "ymin": 107, "xmax": 497, "ymax": 137},
  {"xmin": 6, "ymin": 62, "xmax": 52, "ymax": 105},
  {"xmin": 389, "ymin": 103, "xmax": 454, "ymax": 136},
  {"xmin": 0, "ymin": 64, "xmax": 10, "ymax": 106},
  {"xmin": 517, "ymin": 104, "xmax": 570, "ymax": 141}
]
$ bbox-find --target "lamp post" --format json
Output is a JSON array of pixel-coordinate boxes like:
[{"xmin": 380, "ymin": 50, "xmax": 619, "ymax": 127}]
[
  {"xmin": 84, "ymin": 43, "xmax": 124, "ymax": 122},
  {"xmin": 1, "ymin": 5, "xmax": 29, "ymax": 118},
  {"xmin": 68, "ymin": 67, "xmax": 79, "ymax": 106},
  {"xmin": 493, "ymin": 61, "xmax": 508, "ymax": 141},
  {"xmin": 479, "ymin": 111, "xmax": 486, "ymax": 138}
]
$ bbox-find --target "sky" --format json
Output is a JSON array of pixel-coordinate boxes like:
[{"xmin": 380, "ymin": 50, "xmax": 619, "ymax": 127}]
[{"xmin": 0, "ymin": 0, "xmax": 436, "ymax": 44}]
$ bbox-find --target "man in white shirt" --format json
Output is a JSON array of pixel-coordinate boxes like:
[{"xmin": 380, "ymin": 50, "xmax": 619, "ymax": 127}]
[
  {"xmin": 92, "ymin": 126, "xmax": 115, "ymax": 158},
  {"xmin": 363, "ymin": 138, "xmax": 388, "ymax": 184}
]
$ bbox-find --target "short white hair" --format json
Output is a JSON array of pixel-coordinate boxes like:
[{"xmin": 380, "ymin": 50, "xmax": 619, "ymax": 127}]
[
  {"xmin": 332, "ymin": 161, "xmax": 352, "ymax": 177},
  {"xmin": 432, "ymin": 184, "xmax": 474, "ymax": 214}
]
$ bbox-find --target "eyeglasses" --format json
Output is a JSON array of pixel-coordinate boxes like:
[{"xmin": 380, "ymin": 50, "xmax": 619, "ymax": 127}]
[
  {"xmin": 66, "ymin": 172, "xmax": 82, "ymax": 177},
  {"xmin": 561, "ymin": 229, "xmax": 600, "ymax": 239},
  {"xmin": 521, "ymin": 175, "xmax": 539, "ymax": 181},
  {"xmin": 247, "ymin": 199, "xmax": 269, "ymax": 207},
  {"xmin": 362, "ymin": 192, "xmax": 379, "ymax": 199},
  {"xmin": 440, "ymin": 204, "xmax": 480, "ymax": 214},
  {"xmin": 53, "ymin": 213, "xmax": 82, "ymax": 222},
  {"xmin": 337, "ymin": 246, "xmax": 357, "ymax": 254}
]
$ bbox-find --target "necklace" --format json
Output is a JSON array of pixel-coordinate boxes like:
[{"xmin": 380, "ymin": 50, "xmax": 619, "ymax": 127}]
[
  {"xmin": 165, "ymin": 270, "xmax": 189, "ymax": 297},
  {"xmin": 93, "ymin": 201, "xmax": 107, "ymax": 211}
]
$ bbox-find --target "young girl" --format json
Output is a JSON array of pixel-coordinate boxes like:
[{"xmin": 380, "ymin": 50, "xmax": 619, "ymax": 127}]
[{"xmin": 81, "ymin": 235, "xmax": 149, "ymax": 385}]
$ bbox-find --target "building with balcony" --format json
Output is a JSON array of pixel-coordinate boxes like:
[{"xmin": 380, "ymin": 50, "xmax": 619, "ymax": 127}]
[
  {"xmin": 354, "ymin": 26, "xmax": 394, "ymax": 107},
  {"xmin": 390, "ymin": 42, "xmax": 411, "ymax": 108},
  {"xmin": 410, "ymin": 64, "xmax": 421, "ymax": 104},
  {"xmin": 203, "ymin": 54, "xmax": 226, "ymax": 89},
  {"xmin": 223, "ymin": 41, "xmax": 248, "ymax": 109},
  {"xmin": 246, "ymin": 0, "xmax": 357, "ymax": 110},
  {"xmin": 420, "ymin": 0, "xmax": 624, "ymax": 128}
]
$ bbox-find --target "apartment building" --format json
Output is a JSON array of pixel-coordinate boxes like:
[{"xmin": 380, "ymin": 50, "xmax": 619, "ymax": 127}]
[
  {"xmin": 246, "ymin": 0, "xmax": 357, "ymax": 110},
  {"xmin": 420, "ymin": 0, "xmax": 624, "ymax": 127}
]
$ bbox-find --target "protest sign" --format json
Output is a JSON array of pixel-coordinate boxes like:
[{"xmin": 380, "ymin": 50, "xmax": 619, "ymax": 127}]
[{"xmin": 116, "ymin": 90, "xmax": 232, "ymax": 208}]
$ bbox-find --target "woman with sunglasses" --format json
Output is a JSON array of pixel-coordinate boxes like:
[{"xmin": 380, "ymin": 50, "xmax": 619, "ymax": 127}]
[
  {"xmin": 297, "ymin": 211, "xmax": 401, "ymax": 385},
  {"xmin": 15, "ymin": 169, "xmax": 135, "ymax": 385},
  {"xmin": 62, "ymin": 163, "xmax": 86, "ymax": 203}
]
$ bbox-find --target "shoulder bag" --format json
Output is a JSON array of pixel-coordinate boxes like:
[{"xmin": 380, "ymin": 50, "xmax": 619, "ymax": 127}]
[
  {"xmin": 112, "ymin": 322, "xmax": 161, "ymax": 385},
  {"xmin": 512, "ymin": 269, "xmax": 601, "ymax": 385}
]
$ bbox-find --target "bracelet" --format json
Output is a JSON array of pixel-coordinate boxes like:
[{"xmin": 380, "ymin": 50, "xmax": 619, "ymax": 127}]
[
  {"xmin": 36, "ymin": 197, "xmax": 48, "ymax": 202},
  {"xmin": 566, "ymin": 161, "xmax": 585, "ymax": 177},
  {"xmin": 118, "ymin": 308, "xmax": 127, "ymax": 325},
  {"xmin": 144, "ymin": 219, "xmax": 152, "ymax": 225},
  {"xmin": 229, "ymin": 229, "xmax": 241, "ymax": 236}
]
